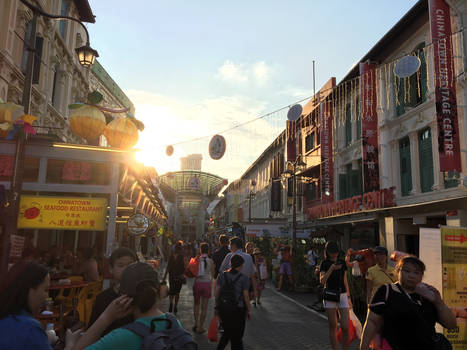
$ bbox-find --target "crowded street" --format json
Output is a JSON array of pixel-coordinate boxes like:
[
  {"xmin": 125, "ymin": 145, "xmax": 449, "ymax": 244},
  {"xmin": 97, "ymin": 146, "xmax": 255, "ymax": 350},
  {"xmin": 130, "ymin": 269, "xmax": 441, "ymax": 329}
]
[{"xmin": 1, "ymin": 0, "xmax": 467, "ymax": 349}]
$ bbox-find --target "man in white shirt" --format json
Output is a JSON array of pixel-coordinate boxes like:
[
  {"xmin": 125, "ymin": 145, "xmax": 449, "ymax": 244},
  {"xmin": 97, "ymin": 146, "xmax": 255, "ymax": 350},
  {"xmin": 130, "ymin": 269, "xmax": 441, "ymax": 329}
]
[{"xmin": 218, "ymin": 237, "xmax": 257, "ymax": 299}]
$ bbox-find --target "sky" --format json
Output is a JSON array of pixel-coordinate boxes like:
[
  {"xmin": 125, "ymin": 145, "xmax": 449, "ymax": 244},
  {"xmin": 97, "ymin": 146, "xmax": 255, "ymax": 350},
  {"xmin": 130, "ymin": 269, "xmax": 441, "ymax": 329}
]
[{"xmin": 86, "ymin": 0, "xmax": 419, "ymax": 182}]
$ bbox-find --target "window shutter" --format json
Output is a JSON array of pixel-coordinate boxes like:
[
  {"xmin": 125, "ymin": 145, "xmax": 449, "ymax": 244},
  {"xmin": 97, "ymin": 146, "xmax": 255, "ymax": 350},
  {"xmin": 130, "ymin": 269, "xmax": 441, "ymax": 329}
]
[
  {"xmin": 339, "ymin": 174, "xmax": 347, "ymax": 200},
  {"xmin": 396, "ymin": 77, "xmax": 405, "ymax": 116},
  {"xmin": 399, "ymin": 137, "xmax": 412, "ymax": 196},
  {"xmin": 33, "ymin": 36, "xmax": 43, "ymax": 84},
  {"xmin": 419, "ymin": 129, "xmax": 434, "ymax": 193},
  {"xmin": 419, "ymin": 49, "xmax": 427, "ymax": 103},
  {"xmin": 345, "ymin": 104, "xmax": 352, "ymax": 146}
]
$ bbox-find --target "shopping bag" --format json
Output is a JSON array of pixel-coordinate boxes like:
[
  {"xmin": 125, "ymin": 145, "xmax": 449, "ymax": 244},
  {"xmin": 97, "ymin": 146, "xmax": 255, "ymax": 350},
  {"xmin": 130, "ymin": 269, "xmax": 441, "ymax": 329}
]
[
  {"xmin": 349, "ymin": 308, "xmax": 362, "ymax": 339},
  {"xmin": 207, "ymin": 315, "xmax": 218, "ymax": 342},
  {"xmin": 337, "ymin": 319, "xmax": 357, "ymax": 345},
  {"xmin": 184, "ymin": 257, "xmax": 199, "ymax": 278}
]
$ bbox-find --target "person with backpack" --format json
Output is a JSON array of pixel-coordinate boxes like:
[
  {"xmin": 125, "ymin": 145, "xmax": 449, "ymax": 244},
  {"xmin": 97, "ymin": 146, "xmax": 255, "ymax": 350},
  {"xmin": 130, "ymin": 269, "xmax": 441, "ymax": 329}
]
[
  {"xmin": 215, "ymin": 255, "xmax": 251, "ymax": 350},
  {"xmin": 71, "ymin": 262, "xmax": 196, "ymax": 350},
  {"xmin": 192, "ymin": 243, "xmax": 215, "ymax": 334}
]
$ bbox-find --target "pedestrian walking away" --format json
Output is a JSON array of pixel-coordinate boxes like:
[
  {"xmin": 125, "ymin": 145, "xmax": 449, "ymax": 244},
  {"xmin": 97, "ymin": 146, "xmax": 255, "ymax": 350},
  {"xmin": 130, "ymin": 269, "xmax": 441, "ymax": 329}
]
[
  {"xmin": 215, "ymin": 254, "xmax": 251, "ymax": 350},
  {"xmin": 192, "ymin": 242, "xmax": 215, "ymax": 334},
  {"xmin": 320, "ymin": 241, "xmax": 352, "ymax": 350},
  {"xmin": 163, "ymin": 241, "xmax": 187, "ymax": 314},
  {"xmin": 212, "ymin": 235, "xmax": 230, "ymax": 279},
  {"xmin": 360, "ymin": 256, "xmax": 456, "ymax": 350}
]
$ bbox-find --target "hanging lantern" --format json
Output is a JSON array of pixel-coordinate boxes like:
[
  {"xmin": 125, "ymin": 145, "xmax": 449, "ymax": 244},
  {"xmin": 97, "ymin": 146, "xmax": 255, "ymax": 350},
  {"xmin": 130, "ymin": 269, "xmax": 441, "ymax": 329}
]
[
  {"xmin": 166, "ymin": 145, "xmax": 174, "ymax": 156},
  {"xmin": 0, "ymin": 102, "xmax": 23, "ymax": 138},
  {"xmin": 103, "ymin": 117, "xmax": 139, "ymax": 149},
  {"xmin": 69, "ymin": 104, "xmax": 106, "ymax": 141}
]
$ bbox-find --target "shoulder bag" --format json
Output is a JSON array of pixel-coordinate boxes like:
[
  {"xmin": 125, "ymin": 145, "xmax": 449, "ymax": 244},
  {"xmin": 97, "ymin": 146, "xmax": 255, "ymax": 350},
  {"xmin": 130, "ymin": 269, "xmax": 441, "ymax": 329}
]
[
  {"xmin": 323, "ymin": 267, "xmax": 341, "ymax": 302},
  {"xmin": 395, "ymin": 283, "xmax": 452, "ymax": 350}
]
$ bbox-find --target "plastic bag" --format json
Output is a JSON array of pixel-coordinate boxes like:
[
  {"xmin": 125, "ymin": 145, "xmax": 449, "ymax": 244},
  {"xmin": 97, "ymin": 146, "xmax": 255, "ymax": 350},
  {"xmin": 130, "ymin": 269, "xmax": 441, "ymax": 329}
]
[
  {"xmin": 337, "ymin": 319, "xmax": 356, "ymax": 345},
  {"xmin": 208, "ymin": 315, "xmax": 218, "ymax": 342},
  {"xmin": 352, "ymin": 261, "xmax": 362, "ymax": 277},
  {"xmin": 184, "ymin": 257, "xmax": 199, "ymax": 278},
  {"xmin": 350, "ymin": 308, "xmax": 362, "ymax": 339}
]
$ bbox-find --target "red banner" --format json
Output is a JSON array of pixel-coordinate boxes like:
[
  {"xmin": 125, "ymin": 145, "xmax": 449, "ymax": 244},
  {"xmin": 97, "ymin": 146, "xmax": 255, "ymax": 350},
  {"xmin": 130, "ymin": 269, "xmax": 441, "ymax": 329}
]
[
  {"xmin": 360, "ymin": 61, "xmax": 380, "ymax": 192},
  {"xmin": 307, "ymin": 187, "xmax": 395, "ymax": 219},
  {"xmin": 429, "ymin": 0, "xmax": 461, "ymax": 172},
  {"xmin": 321, "ymin": 101, "xmax": 334, "ymax": 203},
  {"xmin": 286, "ymin": 120, "xmax": 296, "ymax": 162}
]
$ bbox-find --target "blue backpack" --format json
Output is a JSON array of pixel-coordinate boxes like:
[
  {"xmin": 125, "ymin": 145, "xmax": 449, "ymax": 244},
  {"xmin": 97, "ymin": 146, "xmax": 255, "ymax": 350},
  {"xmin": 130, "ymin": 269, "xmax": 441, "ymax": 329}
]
[{"xmin": 122, "ymin": 313, "xmax": 197, "ymax": 350}]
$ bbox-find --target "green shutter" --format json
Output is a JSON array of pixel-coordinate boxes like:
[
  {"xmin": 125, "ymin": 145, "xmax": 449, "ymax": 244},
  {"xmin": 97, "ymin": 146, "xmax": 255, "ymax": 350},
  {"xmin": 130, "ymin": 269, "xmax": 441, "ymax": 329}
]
[
  {"xmin": 419, "ymin": 129, "xmax": 434, "ymax": 193},
  {"xmin": 339, "ymin": 174, "xmax": 347, "ymax": 200},
  {"xmin": 396, "ymin": 77, "xmax": 405, "ymax": 116},
  {"xmin": 345, "ymin": 104, "xmax": 352, "ymax": 146},
  {"xmin": 399, "ymin": 137, "xmax": 412, "ymax": 196},
  {"xmin": 419, "ymin": 48, "xmax": 427, "ymax": 103}
]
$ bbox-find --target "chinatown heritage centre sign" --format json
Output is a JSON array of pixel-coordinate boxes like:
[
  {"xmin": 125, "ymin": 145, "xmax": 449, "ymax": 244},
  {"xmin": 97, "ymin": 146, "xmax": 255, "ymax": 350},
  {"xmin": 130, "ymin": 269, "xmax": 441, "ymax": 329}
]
[
  {"xmin": 307, "ymin": 187, "xmax": 395, "ymax": 219},
  {"xmin": 17, "ymin": 195, "xmax": 107, "ymax": 230}
]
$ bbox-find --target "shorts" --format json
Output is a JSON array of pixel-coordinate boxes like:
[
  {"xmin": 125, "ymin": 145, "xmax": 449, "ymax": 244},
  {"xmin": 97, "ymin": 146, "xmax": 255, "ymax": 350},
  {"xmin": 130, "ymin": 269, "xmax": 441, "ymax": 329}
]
[
  {"xmin": 323, "ymin": 293, "xmax": 350, "ymax": 309},
  {"xmin": 280, "ymin": 261, "xmax": 292, "ymax": 275},
  {"xmin": 169, "ymin": 275, "xmax": 184, "ymax": 295},
  {"xmin": 193, "ymin": 280, "xmax": 212, "ymax": 300}
]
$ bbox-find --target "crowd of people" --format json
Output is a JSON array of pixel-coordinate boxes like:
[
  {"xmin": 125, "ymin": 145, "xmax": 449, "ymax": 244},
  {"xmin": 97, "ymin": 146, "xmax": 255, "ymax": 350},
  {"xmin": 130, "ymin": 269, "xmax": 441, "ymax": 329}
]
[{"xmin": 0, "ymin": 234, "xmax": 458, "ymax": 350}]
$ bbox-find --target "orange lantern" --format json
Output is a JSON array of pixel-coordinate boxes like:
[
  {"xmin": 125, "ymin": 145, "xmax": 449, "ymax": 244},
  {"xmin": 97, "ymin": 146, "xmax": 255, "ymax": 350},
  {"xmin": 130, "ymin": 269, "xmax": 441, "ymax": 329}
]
[
  {"xmin": 103, "ymin": 117, "xmax": 139, "ymax": 149},
  {"xmin": 69, "ymin": 104, "xmax": 106, "ymax": 141}
]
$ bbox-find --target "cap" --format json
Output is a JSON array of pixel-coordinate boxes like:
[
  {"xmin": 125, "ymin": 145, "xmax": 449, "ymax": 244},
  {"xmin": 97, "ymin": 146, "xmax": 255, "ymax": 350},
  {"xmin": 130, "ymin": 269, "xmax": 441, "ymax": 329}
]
[
  {"xmin": 374, "ymin": 246, "xmax": 388, "ymax": 255},
  {"xmin": 325, "ymin": 241, "xmax": 339, "ymax": 254},
  {"xmin": 119, "ymin": 262, "xmax": 159, "ymax": 296}
]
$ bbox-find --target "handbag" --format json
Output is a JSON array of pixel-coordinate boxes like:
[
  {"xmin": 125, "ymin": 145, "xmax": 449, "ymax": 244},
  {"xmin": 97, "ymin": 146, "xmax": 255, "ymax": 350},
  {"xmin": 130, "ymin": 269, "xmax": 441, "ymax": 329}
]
[
  {"xmin": 395, "ymin": 283, "xmax": 452, "ymax": 350},
  {"xmin": 184, "ymin": 257, "xmax": 199, "ymax": 278}
]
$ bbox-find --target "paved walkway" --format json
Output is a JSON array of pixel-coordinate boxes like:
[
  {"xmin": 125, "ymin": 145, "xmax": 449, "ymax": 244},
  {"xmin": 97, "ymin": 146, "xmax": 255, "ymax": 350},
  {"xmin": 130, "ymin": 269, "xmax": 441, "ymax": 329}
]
[{"xmin": 160, "ymin": 279, "xmax": 359, "ymax": 350}]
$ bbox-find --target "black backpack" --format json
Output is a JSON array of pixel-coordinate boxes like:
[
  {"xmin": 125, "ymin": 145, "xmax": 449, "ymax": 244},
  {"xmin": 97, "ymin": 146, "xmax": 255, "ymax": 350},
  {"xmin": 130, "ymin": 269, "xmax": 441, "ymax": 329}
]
[
  {"xmin": 122, "ymin": 313, "xmax": 197, "ymax": 350},
  {"xmin": 217, "ymin": 271, "xmax": 242, "ymax": 314}
]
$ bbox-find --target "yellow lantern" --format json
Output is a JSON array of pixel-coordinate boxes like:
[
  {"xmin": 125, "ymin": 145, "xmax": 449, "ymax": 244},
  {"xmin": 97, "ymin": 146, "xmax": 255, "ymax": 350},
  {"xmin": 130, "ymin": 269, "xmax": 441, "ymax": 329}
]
[
  {"xmin": 103, "ymin": 117, "xmax": 139, "ymax": 149},
  {"xmin": 69, "ymin": 104, "xmax": 106, "ymax": 141},
  {"xmin": 0, "ymin": 102, "xmax": 23, "ymax": 138}
]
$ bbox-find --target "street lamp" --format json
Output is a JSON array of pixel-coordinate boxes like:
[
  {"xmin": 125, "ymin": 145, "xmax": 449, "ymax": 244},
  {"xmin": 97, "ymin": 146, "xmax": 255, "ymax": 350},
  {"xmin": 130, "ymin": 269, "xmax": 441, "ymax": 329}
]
[
  {"xmin": 248, "ymin": 180, "xmax": 256, "ymax": 223},
  {"xmin": 285, "ymin": 155, "xmax": 306, "ymax": 278},
  {"xmin": 1, "ymin": 0, "xmax": 98, "ymax": 273}
]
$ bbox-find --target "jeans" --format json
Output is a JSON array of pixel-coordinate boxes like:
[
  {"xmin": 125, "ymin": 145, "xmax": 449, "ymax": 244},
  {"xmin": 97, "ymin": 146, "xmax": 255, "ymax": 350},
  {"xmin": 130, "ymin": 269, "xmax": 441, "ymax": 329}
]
[{"xmin": 216, "ymin": 307, "xmax": 246, "ymax": 350}]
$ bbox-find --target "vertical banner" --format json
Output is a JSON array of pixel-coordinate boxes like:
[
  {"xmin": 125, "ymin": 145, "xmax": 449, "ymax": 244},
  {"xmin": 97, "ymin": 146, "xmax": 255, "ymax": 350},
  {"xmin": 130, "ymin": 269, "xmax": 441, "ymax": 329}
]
[
  {"xmin": 428, "ymin": 0, "xmax": 461, "ymax": 172},
  {"xmin": 286, "ymin": 120, "xmax": 296, "ymax": 162},
  {"xmin": 320, "ymin": 101, "xmax": 334, "ymax": 203},
  {"xmin": 441, "ymin": 226, "xmax": 467, "ymax": 348},
  {"xmin": 360, "ymin": 61, "xmax": 380, "ymax": 192}
]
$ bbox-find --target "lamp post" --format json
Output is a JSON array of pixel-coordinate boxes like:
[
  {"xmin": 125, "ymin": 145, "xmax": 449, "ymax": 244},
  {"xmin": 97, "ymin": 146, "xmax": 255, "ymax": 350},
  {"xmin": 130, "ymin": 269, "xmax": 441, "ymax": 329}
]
[
  {"xmin": 248, "ymin": 180, "xmax": 256, "ymax": 223},
  {"xmin": 1, "ymin": 0, "xmax": 98, "ymax": 273}
]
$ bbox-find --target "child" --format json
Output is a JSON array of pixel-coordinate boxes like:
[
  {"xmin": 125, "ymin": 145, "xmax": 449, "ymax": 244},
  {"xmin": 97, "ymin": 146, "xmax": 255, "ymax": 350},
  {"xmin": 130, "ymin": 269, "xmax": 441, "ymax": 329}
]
[
  {"xmin": 253, "ymin": 248, "xmax": 267, "ymax": 305},
  {"xmin": 88, "ymin": 247, "xmax": 137, "ymax": 334}
]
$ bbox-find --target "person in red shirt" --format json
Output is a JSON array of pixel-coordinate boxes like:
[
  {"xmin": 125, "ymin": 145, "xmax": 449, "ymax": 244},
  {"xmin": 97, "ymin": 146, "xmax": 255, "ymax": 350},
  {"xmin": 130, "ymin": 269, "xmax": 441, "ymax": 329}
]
[{"xmin": 276, "ymin": 245, "xmax": 293, "ymax": 291}]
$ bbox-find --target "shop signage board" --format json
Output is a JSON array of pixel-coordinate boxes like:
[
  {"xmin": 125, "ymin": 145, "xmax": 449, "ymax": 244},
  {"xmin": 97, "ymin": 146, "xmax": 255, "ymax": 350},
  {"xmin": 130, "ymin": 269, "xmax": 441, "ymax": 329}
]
[
  {"xmin": 360, "ymin": 61, "xmax": 380, "ymax": 192},
  {"xmin": 320, "ymin": 100, "xmax": 334, "ymax": 203},
  {"xmin": 17, "ymin": 195, "xmax": 107, "ymax": 230},
  {"xmin": 245, "ymin": 224, "xmax": 289, "ymax": 238},
  {"xmin": 306, "ymin": 187, "xmax": 395, "ymax": 219},
  {"xmin": 428, "ymin": 0, "xmax": 461, "ymax": 172},
  {"xmin": 10, "ymin": 234, "xmax": 25, "ymax": 258},
  {"xmin": 440, "ymin": 226, "xmax": 467, "ymax": 348},
  {"xmin": 127, "ymin": 213, "xmax": 150, "ymax": 235}
]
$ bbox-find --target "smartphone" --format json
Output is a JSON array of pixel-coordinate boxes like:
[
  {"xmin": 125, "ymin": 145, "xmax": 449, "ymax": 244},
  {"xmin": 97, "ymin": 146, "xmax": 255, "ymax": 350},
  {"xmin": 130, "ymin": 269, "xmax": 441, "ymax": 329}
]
[{"xmin": 70, "ymin": 322, "xmax": 84, "ymax": 332}]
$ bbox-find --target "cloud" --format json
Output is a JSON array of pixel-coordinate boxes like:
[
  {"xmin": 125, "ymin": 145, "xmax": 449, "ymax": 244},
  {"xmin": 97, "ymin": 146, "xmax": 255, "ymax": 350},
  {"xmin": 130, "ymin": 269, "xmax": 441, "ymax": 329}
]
[
  {"xmin": 126, "ymin": 89, "xmax": 285, "ymax": 183},
  {"xmin": 216, "ymin": 60, "xmax": 273, "ymax": 86}
]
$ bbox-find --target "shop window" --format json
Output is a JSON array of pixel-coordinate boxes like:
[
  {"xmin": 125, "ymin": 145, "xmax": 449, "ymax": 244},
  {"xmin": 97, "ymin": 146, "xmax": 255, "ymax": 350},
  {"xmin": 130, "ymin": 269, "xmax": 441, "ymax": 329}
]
[
  {"xmin": 305, "ymin": 181, "xmax": 318, "ymax": 201},
  {"xmin": 339, "ymin": 161, "xmax": 362, "ymax": 200},
  {"xmin": 399, "ymin": 137, "xmax": 412, "ymax": 196},
  {"xmin": 339, "ymin": 173, "xmax": 347, "ymax": 200},
  {"xmin": 305, "ymin": 132, "xmax": 315, "ymax": 152},
  {"xmin": 20, "ymin": 23, "xmax": 43, "ymax": 84},
  {"xmin": 0, "ymin": 156, "xmax": 39, "ymax": 182},
  {"xmin": 395, "ymin": 43, "xmax": 428, "ymax": 117},
  {"xmin": 418, "ymin": 128, "xmax": 434, "ymax": 193},
  {"xmin": 46, "ymin": 159, "xmax": 110, "ymax": 185},
  {"xmin": 345, "ymin": 104, "xmax": 352, "ymax": 146}
]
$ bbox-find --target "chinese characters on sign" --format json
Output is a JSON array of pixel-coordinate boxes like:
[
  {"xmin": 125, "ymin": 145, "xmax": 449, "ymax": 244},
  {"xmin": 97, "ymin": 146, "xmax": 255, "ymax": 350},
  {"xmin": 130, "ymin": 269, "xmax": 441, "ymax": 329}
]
[
  {"xmin": 428, "ymin": 0, "xmax": 461, "ymax": 172},
  {"xmin": 441, "ymin": 227, "xmax": 467, "ymax": 349},
  {"xmin": 360, "ymin": 61, "xmax": 380, "ymax": 192},
  {"xmin": 17, "ymin": 195, "xmax": 107, "ymax": 230}
]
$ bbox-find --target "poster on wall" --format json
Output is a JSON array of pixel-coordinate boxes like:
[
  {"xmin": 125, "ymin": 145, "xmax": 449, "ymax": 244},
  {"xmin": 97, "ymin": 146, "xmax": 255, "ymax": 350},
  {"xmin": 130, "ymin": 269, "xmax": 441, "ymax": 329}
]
[
  {"xmin": 419, "ymin": 228, "xmax": 443, "ymax": 295},
  {"xmin": 441, "ymin": 226, "xmax": 467, "ymax": 348}
]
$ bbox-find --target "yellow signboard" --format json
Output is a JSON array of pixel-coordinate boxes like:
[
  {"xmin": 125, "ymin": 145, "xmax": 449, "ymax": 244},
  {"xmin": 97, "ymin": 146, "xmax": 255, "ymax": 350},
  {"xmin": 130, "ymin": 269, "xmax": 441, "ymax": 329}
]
[
  {"xmin": 441, "ymin": 226, "xmax": 467, "ymax": 349},
  {"xmin": 17, "ymin": 195, "xmax": 107, "ymax": 231}
]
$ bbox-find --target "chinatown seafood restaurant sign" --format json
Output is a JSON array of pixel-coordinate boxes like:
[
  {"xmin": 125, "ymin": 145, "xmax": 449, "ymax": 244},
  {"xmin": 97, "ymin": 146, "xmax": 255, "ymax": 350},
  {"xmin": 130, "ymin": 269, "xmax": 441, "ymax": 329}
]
[
  {"xmin": 17, "ymin": 195, "xmax": 107, "ymax": 230},
  {"xmin": 307, "ymin": 187, "xmax": 395, "ymax": 219}
]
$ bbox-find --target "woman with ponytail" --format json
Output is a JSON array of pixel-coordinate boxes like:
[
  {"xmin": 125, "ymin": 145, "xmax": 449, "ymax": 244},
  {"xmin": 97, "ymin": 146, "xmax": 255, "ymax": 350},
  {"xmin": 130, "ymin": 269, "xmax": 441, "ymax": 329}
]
[
  {"xmin": 71, "ymin": 262, "xmax": 182, "ymax": 349},
  {"xmin": 192, "ymin": 242, "xmax": 214, "ymax": 334}
]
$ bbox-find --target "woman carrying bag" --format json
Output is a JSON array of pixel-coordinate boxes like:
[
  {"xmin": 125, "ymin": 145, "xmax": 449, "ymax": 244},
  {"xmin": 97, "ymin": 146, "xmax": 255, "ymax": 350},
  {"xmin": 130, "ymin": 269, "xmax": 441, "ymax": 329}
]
[
  {"xmin": 320, "ymin": 241, "xmax": 352, "ymax": 350},
  {"xmin": 360, "ymin": 256, "xmax": 456, "ymax": 350}
]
